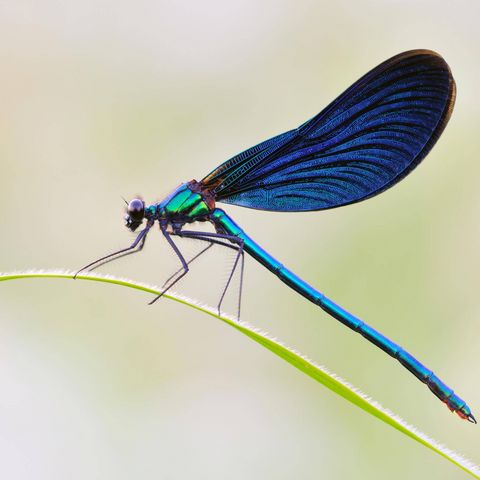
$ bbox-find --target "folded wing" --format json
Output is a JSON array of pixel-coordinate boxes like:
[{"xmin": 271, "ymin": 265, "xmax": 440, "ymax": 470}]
[{"xmin": 200, "ymin": 50, "xmax": 455, "ymax": 212}]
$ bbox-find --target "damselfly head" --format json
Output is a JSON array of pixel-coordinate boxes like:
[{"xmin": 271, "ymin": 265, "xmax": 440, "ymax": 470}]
[{"xmin": 125, "ymin": 198, "xmax": 145, "ymax": 231}]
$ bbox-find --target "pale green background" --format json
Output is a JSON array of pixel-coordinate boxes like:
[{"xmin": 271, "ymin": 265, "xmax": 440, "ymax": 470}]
[{"xmin": 1, "ymin": 1, "xmax": 479, "ymax": 478}]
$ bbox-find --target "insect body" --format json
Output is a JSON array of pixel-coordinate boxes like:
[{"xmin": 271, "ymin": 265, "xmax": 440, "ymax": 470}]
[{"xmin": 77, "ymin": 50, "xmax": 475, "ymax": 423}]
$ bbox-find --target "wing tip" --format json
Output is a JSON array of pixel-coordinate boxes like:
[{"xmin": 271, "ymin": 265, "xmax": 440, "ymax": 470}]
[
  {"xmin": 364, "ymin": 48, "xmax": 456, "ymax": 147},
  {"xmin": 382, "ymin": 49, "xmax": 454, "ymax": 77}
]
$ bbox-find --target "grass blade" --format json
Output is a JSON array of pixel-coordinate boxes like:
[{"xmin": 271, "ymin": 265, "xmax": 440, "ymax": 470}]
[{"xmin": 1, "ymin": 269, "xmax": 479, "ymax": 478}]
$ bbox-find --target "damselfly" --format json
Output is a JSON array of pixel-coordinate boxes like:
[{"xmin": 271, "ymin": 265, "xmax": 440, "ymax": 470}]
[{"xmin": 76, "ymin": 50, "xmax": 475, "ymax": 423}]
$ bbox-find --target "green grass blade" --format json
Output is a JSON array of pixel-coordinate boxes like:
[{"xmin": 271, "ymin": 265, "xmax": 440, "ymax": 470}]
[{"xmin": 1, "ymin": 269, "xmax": 479, "ymax": 478}]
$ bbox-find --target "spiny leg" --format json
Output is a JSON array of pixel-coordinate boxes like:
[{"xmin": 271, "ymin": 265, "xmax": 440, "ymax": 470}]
[
  {"xmin": 86, "ymin": 231, "xmax": 148, "ymax": 273},
  {"xmin": 162, "ymin": 236, "xmax": 240, "ymax": 288},
  {"xmin": 236, "ymin": 247, "xmax": 245, "ymax": 321},
  {"xmin": 216, "ymin": 242, "xmax": 244, "ymax": 318},
  {"xmin": 176, "ymin": 230, "xmax": 244, "ymax": 320},
  {"xmin": 74, "ymin": 223, "xmax": 152, "ymax": 279},
  {"xmin": 161, "ymin": 242, "xmax": 214, "ymax": 288},
  {"xmin": 148, "ymin": 226, "xmax": 189, "ymax": 305},
  {"xmin": 178, "ymin": 229, "xmax": 244, "ymax": 247}
]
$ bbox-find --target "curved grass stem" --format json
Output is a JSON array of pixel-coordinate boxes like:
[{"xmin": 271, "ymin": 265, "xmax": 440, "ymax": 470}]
[{"xmin": 0, "ymin": 269, "xmax": 479, "ymax": 478}]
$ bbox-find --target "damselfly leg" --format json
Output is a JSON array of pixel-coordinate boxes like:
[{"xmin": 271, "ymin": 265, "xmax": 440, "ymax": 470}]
[
  {"xmin": 161, "ymin": 234, "xmax": 242, "ymax": 287},
  {"xmin": 176, "ymin": 230, "xmax": 244, "ymax": 320},
  {"xmin": 148, "ymin": 225, "xmax": 189, "ymax": 305},
  {"xmin": 74, "ymin": 222, "xmax": 152, "ymax": 278}
]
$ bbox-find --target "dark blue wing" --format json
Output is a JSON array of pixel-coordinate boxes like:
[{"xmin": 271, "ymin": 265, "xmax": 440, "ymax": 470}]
[{"xmin": 200, "ymin": 50, "xmax": 455, "ymax": 212}]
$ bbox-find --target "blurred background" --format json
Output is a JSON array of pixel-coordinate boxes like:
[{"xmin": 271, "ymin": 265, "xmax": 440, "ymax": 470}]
[{"xmin": 1, "ymin": 1, "xmax": 479, "ymax": 478}]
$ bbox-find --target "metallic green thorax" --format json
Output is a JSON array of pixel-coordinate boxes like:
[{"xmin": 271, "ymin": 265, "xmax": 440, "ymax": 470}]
[{"xmin": 155, "ymin": 181, "xmax": 215, "ymax": 224}]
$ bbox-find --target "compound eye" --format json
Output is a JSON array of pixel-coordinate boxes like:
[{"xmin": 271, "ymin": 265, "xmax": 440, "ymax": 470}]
[{"xmin": 127, "ymin": 198, "xmax": 145, "ymax": 221}]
